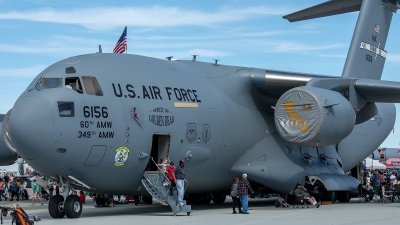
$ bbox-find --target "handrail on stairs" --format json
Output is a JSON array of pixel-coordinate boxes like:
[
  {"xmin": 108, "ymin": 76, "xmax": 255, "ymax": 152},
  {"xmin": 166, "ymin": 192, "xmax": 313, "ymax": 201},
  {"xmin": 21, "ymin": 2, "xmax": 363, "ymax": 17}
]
[
  {"xmin": 146, "ymin": 157, "xmax": 189, "ymax": 199},
  {"xmin": 149, "ymin": 157, "xmax": 171, "ymax": 184},
  {"xmin": 147, "ymin": 157, "xmax": 172, "ymax": 199}
]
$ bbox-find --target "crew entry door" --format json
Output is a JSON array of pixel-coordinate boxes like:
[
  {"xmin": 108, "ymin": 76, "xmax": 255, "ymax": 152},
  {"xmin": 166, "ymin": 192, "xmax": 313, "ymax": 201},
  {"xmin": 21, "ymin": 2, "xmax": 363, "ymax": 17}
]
[{"xmin": 149, "ymin": 134, "xmax": 171, "ymax": 171}]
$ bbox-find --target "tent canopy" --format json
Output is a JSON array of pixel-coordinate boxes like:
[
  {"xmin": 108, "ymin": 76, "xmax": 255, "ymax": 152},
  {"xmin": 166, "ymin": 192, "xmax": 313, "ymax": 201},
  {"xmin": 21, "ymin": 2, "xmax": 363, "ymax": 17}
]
[
  {"xmin": 386, "ymin": 158, "xmax": 400, "ymax": 168},
  {"xmin": 365, "ymin": 157, "xmax": 386, "ymax": 169}
]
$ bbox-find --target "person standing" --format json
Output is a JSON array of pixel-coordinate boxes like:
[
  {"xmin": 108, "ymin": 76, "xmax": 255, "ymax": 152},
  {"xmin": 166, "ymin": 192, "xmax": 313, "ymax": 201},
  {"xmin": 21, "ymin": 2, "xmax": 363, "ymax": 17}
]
[
  {"xmin": 31, "ymin": 178, "xmax": 43, "ymax": 206},
  {"xmin": 55, "ymin": 185, "xmax": 60, "ymax": 196},
  {"xmin": 166, "ymin": 162, "xmax": 176, "ymax": 195},
  {"xmin": 371, "ymin": 169, "xmax": 380, "ymax": 196},
  {"xmin": 173, "ymin": 160, "xmax": 186, "ymax": 206},
  {"xmin": 156, "ymin": 158, "xmax": 169, "ymax": 186},
  {"xmin": 79, "ymin": 191, "xmax": 86, "ymax": 204},
  {"xmin": 0, "ymin": 179, "xmax": 6, "ymax": 201},
  {"xmin": 9, "ymin": 181, "xmax": 19, "ymax": 201},
  {"xmin": 230, "ymin": 177, "xmax": 242, "ymax": 214},
  {"xmin": 390, "ymin": 172, "xmax": 397, "ymax": 186},
  {"xmin": 48, "ymin": 185, "xmax": 54, "ymax": 200},
  {"xmin": 3, "ymin": 174, "xmax": 9, "ymax": 191},
  {"xmin": 237, "ymin": 174, "xmax": 254, "ymax": 214}
]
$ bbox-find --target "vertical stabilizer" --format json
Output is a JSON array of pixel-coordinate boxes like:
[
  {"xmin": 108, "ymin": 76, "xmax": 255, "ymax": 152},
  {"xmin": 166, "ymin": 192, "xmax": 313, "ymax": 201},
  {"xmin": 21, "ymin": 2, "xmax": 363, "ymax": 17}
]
[
  {"xmin": 284, "ymin": 0, "xmax": 399, "ymax": 80},
  {"xmin": 342, "ymin": 0, "xmax": 396, "ymax": 79}
]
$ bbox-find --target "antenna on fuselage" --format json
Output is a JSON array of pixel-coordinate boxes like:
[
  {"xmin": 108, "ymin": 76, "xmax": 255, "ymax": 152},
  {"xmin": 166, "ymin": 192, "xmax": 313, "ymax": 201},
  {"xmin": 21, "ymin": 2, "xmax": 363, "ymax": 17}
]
[
  {"xmin": 98, "ymin": 45, "xmax": 102, "ymax": 53},
  {"xmin": 192, "ymin": 55, "xmax": 198, "ymax": 61},
  {"xmin": 213, "ymin": 59, "xmax": 220, "ymax": 66}
]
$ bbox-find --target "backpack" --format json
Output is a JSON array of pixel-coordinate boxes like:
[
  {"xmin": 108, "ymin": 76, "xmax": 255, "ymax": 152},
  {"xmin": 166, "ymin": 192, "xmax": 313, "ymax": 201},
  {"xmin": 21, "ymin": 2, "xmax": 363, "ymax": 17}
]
[{"xmin": 31, "ymin": 183, "xmax": 39, "ymax": 192}]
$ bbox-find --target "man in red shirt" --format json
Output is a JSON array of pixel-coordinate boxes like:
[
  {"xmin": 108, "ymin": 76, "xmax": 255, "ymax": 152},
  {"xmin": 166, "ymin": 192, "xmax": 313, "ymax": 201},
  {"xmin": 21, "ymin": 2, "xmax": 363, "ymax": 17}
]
[{"xmin": 166, "ymin": 162, "xmax": 175, "ymax": 195}]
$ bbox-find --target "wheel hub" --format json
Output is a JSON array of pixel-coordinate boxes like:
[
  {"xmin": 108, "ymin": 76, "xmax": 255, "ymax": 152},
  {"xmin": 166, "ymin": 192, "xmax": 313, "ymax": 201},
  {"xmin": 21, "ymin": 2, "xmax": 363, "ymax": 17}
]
[
  {"xmin": 73, "ymin": 201, "xmax": 81, "ymax": 212},
  {"xmin": 58, "ymin": 201, "xmax": 64, "ymax": 213}
]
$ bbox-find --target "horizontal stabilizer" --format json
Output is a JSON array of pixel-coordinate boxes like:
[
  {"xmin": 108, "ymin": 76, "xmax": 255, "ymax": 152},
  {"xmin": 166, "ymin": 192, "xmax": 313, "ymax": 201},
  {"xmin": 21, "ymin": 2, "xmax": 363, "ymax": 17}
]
[
  {"xmin": 283, "ymin": 0, "xmax": 362, "ymax": 22},
  {"xmin": 355, "ymin": 79, "xmax": 400, "ymax": 103}
]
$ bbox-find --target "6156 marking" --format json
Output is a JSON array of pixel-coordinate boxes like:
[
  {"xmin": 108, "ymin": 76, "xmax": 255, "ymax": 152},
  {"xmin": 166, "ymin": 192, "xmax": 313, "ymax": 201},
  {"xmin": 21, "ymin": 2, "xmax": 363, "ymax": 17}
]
[{"xmin": 83, "ymin": 106, "xmax": 108, "ymax": 118}]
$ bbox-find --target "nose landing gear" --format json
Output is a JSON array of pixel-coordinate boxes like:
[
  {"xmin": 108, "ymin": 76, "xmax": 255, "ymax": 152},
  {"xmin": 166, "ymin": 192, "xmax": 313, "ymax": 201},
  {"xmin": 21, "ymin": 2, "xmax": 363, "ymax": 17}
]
[
  {"xmin": 64, "ymin": 195, "xmax": 82, "ymax": 218},
  {"xmin": 48, "ymin": 176, "xmax": 83, "ymax": 219},
  {"xmin": 48, "ymin": 195, "xmax": 65, "ymax": 218}
]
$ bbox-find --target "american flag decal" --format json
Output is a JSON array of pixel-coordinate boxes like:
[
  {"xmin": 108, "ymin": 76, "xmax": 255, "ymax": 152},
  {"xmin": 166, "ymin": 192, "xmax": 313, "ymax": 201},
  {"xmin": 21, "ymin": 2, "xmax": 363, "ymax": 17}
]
[
  {"xmin": 375, "ymin": 24, "xmax": 380, "ymax": 34},
  {"xmin": 113, "ymin": 26, "xmax": 127, "ymax": 54}
]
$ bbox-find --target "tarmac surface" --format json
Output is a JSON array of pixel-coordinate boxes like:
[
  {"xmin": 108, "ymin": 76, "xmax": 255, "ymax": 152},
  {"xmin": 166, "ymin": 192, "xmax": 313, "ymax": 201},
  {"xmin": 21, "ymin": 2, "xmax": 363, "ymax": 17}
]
[{"xmin": 0, "ymin": 196, "xmax": 399, "ymax": 225}]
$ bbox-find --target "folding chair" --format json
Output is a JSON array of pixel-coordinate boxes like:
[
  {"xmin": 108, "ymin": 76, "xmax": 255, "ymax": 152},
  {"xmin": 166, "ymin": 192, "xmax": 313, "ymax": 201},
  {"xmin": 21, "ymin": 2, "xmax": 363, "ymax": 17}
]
[
  {"xmin": 381, "ymin": 186, "xmax": 393, "ymax": 203},
  {"xmin": 358, "ymin": 185, "xmax": 369, "ymax": 203},
  {"xmin": 289, "ymin": 189, "xmax": 309, "ymax": 209}
]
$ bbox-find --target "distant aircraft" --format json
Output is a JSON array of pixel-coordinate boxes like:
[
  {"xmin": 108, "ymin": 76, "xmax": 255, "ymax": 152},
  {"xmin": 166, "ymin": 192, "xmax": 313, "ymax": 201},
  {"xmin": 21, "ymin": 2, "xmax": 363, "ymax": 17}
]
[
  {"xmin": 2, "ymin": 0, "xmax": 400, "ymax": 219},
  {"xmin": 370, "ymin": 148, "xmax": 400, "ymax": 161}
]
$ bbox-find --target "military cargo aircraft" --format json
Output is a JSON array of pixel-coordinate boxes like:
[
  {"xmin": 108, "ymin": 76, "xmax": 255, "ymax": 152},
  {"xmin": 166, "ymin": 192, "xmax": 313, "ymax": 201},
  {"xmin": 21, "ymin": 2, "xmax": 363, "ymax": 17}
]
[
  {"xmin": 370, "ymin": 148, "xmax": 400, "ymax": 160},
  {"xmin": 2, "ymin": 0, "xmax": 400, "ymax": 219}
]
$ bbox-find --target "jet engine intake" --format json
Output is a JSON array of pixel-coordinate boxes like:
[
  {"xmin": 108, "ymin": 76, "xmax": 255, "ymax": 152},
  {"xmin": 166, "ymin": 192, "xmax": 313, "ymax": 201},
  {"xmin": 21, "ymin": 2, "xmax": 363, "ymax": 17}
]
[
  {"xmin": 2, "ymin": 109, "xmax": 18, "ymax": 154},
  {"xmin": 274, "ymin": 86, "xmax": 355, "ymax": 147}
]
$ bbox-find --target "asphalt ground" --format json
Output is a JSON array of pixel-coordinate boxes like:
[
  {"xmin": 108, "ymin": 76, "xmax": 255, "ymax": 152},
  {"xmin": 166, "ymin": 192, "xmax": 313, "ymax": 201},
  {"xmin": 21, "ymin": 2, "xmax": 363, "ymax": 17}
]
[{"xmin": 0, "ymin": 195, "xmax": 398, "ymax": 225}]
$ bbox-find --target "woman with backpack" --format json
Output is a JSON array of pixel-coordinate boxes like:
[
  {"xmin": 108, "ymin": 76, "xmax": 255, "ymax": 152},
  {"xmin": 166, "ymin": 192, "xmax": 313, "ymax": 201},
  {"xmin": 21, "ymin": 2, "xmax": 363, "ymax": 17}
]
[
  {"xmin": 230, "ymin": 177, "xmax": 242, "ymax": 214},
  {"xmin": 30, "ymin": 178, "xmax": 43, "ymax": 206}
]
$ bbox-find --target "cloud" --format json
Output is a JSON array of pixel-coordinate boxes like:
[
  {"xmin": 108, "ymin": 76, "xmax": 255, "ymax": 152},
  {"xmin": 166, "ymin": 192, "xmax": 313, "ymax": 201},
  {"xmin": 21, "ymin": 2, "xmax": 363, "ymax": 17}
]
[
  {"xmin": 387, "ymin": 53, "xmax": 400, "ymax": 63},
  {"xmin": 264, "ymin": 41, "xmax": 346, "ymax": 53},
  {"xmin": 0, "ymin": 6, "xmax": 292, "ymax": 29},
  {"xmin": 0, "ymin": 35, "xmax": 111, "ymax": 54},
  {"xmin": 0, "ymin": 65, "xmax": 47, "ymax": 77},
  {"xmin": 319, "ymin": 54, "xmax": 347, "ymax": 59}
]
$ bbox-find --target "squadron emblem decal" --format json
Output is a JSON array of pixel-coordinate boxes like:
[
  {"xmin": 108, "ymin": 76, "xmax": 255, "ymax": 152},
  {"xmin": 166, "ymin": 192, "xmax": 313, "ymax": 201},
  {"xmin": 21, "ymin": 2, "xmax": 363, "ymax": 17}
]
[
  {"xmin": 186, "ymin": 123, "xmax": 197, "ymax": 143},
  {"xmin": 374, "ymin": 114, "xmax": 382, "ymax": 126},
  {"xmin": 114, "ymin": 146, "xmax": 130, "ymax": 167},
  {"xmin": 202, "ymin": 124, "xmax": 211, "ymax": 143}
]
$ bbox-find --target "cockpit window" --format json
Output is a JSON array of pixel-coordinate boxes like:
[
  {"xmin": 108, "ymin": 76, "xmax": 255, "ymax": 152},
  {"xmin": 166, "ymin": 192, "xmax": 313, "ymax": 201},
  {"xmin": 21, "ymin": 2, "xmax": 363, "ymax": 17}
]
[
  {"xmin": 65, "ymin": 77, "xmax": 83, "ymax": 94},
  {"xmin": 82, "ymin": 76, "xmax": 103, "ymax": 96},
  {"xmin": 37, "ymin": 78, "xmax": 63, "ymax": 90},
  {"xmin": 57, "ymin": 101, "xmax": 74, "ymax": 117}
]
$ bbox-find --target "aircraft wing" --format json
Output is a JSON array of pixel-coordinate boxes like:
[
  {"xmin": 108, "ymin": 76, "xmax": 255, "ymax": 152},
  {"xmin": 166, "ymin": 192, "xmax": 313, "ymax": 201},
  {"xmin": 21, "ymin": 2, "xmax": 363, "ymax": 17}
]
[
  {"xmin": 250, "ymin": 70, "xmax": 338, "ymax": 98},
  {"xmin": 283, "ymin": 0, "xmax": 362, "ymax": 22},
  {"xmin": 355, "ymin": 79, "xmax": 400, "ymax": 103}
]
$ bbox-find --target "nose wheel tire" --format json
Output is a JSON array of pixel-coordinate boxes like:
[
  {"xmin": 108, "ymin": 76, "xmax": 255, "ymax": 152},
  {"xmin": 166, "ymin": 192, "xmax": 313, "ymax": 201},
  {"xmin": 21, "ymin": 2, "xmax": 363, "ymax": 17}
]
[
  {"xmin": 48, "ymin": 195, "xmax": 65, "ymax": 218},
  {"xmin": 64, "ymin": 195, "xmax": 83, "ymax": 218}
]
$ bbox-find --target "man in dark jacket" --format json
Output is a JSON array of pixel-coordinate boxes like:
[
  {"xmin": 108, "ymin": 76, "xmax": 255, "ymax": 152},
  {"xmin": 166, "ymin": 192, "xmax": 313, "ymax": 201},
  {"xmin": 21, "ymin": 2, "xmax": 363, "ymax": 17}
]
[
  {"xmin": 173, "ymin": 160, "xmax": 186, "ymax": 207},
  {"xmin": 371, "ymin": 169, "xmax": 381, "ymax": 195},
  {"xmin": 237, "ymin": 174, "xmax": 253, "ymax": 214}
]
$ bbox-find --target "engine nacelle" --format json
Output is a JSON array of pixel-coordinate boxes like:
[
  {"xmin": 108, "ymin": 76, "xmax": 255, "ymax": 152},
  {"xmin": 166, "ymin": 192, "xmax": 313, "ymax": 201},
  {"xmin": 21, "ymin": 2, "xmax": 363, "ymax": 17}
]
[{"xmin": 274, "ymin": 86, "xmax": 355, "ymax": 147}]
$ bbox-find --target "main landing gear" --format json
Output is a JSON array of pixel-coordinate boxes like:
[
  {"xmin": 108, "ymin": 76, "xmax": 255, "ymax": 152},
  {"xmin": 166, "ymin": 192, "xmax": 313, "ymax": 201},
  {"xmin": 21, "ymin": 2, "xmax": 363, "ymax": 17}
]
[{"xmin": 48, "ymin": 176, "xmax": 83, "ymax": 219}]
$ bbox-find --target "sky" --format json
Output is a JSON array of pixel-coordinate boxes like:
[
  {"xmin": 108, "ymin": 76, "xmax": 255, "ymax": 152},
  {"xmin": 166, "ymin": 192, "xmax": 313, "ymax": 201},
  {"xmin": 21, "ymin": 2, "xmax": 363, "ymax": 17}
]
[{"xmin": 0, "ymin": 0, "xmax": 399, "ymax": 147}]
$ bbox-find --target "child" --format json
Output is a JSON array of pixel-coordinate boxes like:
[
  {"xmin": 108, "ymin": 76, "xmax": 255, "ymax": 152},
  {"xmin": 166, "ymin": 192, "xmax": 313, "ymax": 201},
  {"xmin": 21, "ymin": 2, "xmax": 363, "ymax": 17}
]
[
  {"xmin": 166, "ymin": 162, "xmax": 175, "ymax": 195},
  {"xmin": 79, "ymin": 191, "xmax": 86, "ymax": 203},
  {"xmin": 157, "ymin": 158, "xmax": 169, "ymax": 186}
]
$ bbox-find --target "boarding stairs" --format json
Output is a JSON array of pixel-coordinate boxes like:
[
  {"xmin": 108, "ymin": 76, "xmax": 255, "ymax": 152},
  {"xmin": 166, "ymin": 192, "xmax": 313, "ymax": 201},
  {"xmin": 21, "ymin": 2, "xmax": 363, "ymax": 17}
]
[{"xmin": 141, "ymin": 158, "xmax": 192, "ymax": 216}]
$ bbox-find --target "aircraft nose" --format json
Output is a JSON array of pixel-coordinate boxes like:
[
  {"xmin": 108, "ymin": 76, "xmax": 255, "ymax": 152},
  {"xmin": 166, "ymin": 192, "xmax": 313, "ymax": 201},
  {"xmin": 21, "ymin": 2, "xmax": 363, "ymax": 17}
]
[{"xmin": 8, "ymin": 97, "xmax": 54, "ymax": 160}]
